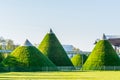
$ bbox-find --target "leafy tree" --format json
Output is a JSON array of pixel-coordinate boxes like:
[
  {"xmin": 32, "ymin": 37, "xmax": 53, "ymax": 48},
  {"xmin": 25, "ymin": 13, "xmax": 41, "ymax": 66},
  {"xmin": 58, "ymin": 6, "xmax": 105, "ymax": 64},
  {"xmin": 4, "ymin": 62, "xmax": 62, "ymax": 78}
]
[{"xmin": 6, "ymin": 39, "xmax": 15, "ymax": 50}]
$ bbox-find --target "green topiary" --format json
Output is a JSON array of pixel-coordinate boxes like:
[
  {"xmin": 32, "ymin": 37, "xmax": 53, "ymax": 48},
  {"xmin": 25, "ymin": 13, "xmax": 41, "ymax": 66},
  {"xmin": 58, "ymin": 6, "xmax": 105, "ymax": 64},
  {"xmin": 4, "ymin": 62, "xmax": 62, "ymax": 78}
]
[
  {"xmin": 2, "ymin": 39, "xmax": 57, "ymax": 71},
  {"xmin": 0, "ymin": 52, "xmax": 3, "ymax": 63},
  {"xmin": 38, "ymin": 29, "xmax": 74, "ymax": 67},
  {"xmin": 82, "ymin": 40, "xmax": 120, "ymax": 70},
  {"xmin": 71, "ymin": 53, "xmax": 87, "ymax": 67}
]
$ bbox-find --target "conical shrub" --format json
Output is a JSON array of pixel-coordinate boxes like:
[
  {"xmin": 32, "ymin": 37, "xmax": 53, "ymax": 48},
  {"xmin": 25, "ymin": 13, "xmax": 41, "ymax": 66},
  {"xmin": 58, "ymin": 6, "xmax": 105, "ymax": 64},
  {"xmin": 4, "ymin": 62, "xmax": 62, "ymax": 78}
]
[
  {"xmin": 1, "ymin": 39, "xmax": 57, "ymax": 71},
  {"xmin": 82, "ymin": 40, "xmax": 120, "ymax": 70},
  {"xmin": 38, "ymin": 29, "xmax": 74, "ymax": 67},
  {"xmin": 71, "ymin": 53, "xmax": 87, "ymax": 67}
]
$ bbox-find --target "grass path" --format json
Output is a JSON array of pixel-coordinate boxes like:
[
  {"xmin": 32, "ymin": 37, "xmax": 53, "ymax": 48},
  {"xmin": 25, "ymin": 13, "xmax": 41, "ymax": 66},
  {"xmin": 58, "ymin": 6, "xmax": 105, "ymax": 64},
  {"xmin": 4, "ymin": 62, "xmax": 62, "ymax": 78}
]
[{"xmin": 0, "ymin": 71, "xmax": 120, "ymax": 80}]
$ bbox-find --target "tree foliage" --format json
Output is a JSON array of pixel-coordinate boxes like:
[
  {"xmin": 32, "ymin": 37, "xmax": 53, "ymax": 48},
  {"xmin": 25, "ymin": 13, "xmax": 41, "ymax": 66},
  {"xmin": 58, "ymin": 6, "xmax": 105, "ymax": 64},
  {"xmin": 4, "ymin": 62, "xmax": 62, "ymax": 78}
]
[{"xmin": 0, "ymin": 37, "xmax": 17, "ymax": 50}]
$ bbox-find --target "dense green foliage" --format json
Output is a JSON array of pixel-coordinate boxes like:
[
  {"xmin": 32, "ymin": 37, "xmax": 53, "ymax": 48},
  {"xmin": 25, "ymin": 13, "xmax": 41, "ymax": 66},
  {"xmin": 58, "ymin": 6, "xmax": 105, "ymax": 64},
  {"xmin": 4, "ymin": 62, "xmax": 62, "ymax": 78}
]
[
  {"xmin": 0, "ymin": 51, "xmax": 5, "ymax": 72},
  {"xmin": 71, "ymin": 54, "xmax": 87, "ymax": 67},
  {"xmin": 0, "ymin": 53, "xmax": 3, "ymax": 63},
  {"xmin": 82, "ymin": 40, "xmax": 120, "ymax": 70},
  {"xmin": 38, "ymin": 33, "xmax": 74, "ymax": 67},
  {"xmin": 1, "ymin": 46, "xmax": 57, "ymax": 71}
]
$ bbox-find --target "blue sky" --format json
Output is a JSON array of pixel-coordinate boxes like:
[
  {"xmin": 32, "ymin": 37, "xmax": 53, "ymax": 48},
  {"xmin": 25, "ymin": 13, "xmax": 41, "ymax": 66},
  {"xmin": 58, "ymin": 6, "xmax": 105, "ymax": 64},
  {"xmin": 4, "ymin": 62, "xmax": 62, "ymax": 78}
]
[{"xmin": 0, "ymin": 0, "xmax": 120, "ymax": 51}]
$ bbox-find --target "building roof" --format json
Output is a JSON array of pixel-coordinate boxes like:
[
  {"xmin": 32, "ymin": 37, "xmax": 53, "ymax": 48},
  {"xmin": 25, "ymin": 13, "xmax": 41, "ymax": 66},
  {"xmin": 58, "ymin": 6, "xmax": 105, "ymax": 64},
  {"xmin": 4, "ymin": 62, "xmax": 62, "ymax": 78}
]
[
  {"xmin": 21, "ymin": 39, "xmax": 33, "ymax": 46},
  {"xmin": 95, "ymin": 34, "xmax": 120, "ymax": 46},
  {"xmin": 62, "ymin": 45, "xmax": 74, "ymax": 52},
  {"xmin": 106, "ymin": 35, "xmax": 120, "ymax": 46}
]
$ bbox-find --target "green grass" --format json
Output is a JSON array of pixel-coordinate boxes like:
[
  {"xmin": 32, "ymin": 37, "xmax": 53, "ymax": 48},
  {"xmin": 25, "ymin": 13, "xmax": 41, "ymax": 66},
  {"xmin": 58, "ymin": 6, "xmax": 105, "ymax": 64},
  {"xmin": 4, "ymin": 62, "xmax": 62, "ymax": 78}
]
[{"xmin": 0, "ymin": 71, "xmax": 120, "ymax": 80}]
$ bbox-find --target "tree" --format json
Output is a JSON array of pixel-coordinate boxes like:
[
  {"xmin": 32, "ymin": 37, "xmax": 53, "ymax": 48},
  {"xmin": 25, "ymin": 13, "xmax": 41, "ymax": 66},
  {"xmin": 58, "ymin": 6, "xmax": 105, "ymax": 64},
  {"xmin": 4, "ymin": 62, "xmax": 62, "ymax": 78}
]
[{"xmin": 6, "ymin": 39, "xmax": 15, "ymax": 50}]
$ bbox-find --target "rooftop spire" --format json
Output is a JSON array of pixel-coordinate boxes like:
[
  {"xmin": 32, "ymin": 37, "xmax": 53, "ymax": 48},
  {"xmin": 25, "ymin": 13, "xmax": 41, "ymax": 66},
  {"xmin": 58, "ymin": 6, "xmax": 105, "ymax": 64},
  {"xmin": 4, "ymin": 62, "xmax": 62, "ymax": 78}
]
[
  {"xmin": 49, "ymin": 28, "xmax": 54, "ymax": 34},
  {"xmin": 21, "ymin": 39, "xmax": 33, "ymax": 46},
  {"xmin": 102, "ymin": 33, "xmax": 107, "ymax": 40}
]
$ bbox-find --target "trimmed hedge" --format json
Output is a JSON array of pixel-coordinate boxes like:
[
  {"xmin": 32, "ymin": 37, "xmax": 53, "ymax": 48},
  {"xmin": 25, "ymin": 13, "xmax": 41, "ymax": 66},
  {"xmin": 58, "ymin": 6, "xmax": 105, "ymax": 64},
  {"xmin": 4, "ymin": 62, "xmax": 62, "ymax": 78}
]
[
  {"xmin": 1, "ymin": 46, "xmax": 57, "ymax": 71},
  {"xmin": 38, "ymin": 33, "xmax": 74, "ymax": 67},
  {"xmin": 71, "ymin": 54, "xmax": 87, "ymax": 67},
  {"xmin": 82, "ymin": 40, "xmax": 120, "ymax": 70}
]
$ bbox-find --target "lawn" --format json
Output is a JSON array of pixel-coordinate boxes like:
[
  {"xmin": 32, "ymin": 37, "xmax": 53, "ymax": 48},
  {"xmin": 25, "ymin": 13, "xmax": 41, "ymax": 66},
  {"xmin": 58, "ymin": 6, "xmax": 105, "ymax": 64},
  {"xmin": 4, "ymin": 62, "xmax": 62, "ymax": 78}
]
[{"xmin": 0, "ymin": 71, "xmax": 120, "ymax": 80}]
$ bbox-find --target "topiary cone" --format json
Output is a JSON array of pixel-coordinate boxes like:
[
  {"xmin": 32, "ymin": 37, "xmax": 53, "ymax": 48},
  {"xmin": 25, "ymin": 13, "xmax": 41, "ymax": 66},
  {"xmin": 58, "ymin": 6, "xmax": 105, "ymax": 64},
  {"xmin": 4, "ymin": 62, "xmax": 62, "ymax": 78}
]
[
  {"xmin": 38, "ymin": 29, "xmax": 74, "ymax": 67},
  {"xmin": 2, "ymin": 39, "xmax": 58, "ymax": 71},
  {"xmin": 82, "ymin": 40, "xmax": 120, "ymax": 70},
  {"xmin": 71, "ymin": 53, "xmax": 87, "ymax": 67}
]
